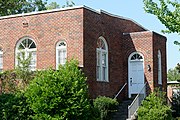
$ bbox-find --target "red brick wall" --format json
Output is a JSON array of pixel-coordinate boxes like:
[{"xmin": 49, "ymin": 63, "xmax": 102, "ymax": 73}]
[
  {"xmin": 82, "ymin": 8, "xmax": 159, "ymax": 100},
  {"xmin": 153, "ymin": 32, "xmax": 167, "ymax": 92},
  {"xmin": 0, "ymin": 8, "xmax": 84, "ymax": 70},
  {"xmin": 83, "ymin": 9, "xmax": 124, "ymax": 99},
  {"xmin": 123, "ymin": 31, "xmax": 154, "ymax": 95},
  {"xmin": 0, "ymin": 7, "xmax": 167, "ymax": 100},
  {"xmin": 122, "ymin": 31, "xmax": 167, "ymax": 96}
]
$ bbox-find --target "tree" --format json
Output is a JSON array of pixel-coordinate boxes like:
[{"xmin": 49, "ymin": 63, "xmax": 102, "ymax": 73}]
[
  {"xmin": 0, "ymin": 0, "xmax": 47, "ymax": 16},
  {"xmin": 176, "ymin": 63, "xmax": 180, "ymax": 72},
  {"xmin": 143, "ymin": 0, "xmax": 180, "ymax": 34},
  {"xmin": 46, "ymin": 0, "xmax": 75, "ymax": 10},
  {"xmin": 15, "ymin": 52, "xmax": 34, "ymax": 89},
  {"xmin": 46, "ymin": 2, "xmax": 60, "ymax": 10},
  {"xmin": 0, "ymin": 0, "xmax": 75, "ymax": 16},
  {"xmin": 62, "ymin": 0, "xmax": 75, "ymax": 8},
  {"xmin": 168, "ymin": 67, "xmax": 180, "ymax": 81}
]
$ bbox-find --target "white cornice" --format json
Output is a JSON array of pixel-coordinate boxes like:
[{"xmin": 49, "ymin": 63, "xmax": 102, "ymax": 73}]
[
  {"xmin": 100, "ymin": 10, "xmax": 148, "ymax": 31},
  {"xmin": 0, "ymin": 5, "xmax": 85, "ymax": 20},
  {"xmin": 0, "ymin": 5, "xmax": 148, "ymax": 31}
]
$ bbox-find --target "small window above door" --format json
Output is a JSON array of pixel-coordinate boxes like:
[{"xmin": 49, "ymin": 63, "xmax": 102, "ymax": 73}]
[{"xmin": 130, "ymin": 53, "xmax": 143, "ymax": 61}]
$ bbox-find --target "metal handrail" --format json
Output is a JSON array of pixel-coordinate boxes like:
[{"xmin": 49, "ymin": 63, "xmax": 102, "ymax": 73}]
[
  {"xmin": 128, "ymin": 82, "xmax": 147, "ymax": 119},
  {"xmin": 114, "ymin": 82, "xmax": 127, "ymax": 99}
]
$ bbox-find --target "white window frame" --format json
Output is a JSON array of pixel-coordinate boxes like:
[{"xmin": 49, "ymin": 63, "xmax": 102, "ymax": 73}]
[
  {"xmin": 158, "ymin": 50, "xmax": 162, "ymax": 84},
  {"xmin": 0, "ymin": 49, "xmax": 3, "ymax": 72},
  {"xmin": 56, "ymin": 41, "xmax": 67, "ymax": 69},
  {"xmin": 96, "ymin": 36, "xmax": 108, "ymax": 82},
  {"xmin": 15, "ymin": 37, "xmax": 37, "ymax": 71}
]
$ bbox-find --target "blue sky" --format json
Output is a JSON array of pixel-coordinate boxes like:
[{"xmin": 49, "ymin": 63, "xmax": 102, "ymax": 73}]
[{"xmin": 48, "ymin": 0, "xmax": 180, "ymax": 70}]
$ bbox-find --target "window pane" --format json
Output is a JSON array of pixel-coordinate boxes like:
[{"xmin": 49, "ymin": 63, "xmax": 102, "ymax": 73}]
[
  {"xmin": 97, "ymin": 51, "xmax": 100, "ymax": 66},
  {"xmin": 30, "ymin": 42, "xmax": 36, "ymax": 48},
  {"xmin": 18, "ymin": 43, "xmax": 25, "ymax": 50},
  {"xmin": 62, "ymin": 50, "xmax": 66, "ymax": 64},
  {"xmin": 59, "ymin": 42, "xmax": 66, "ymax": 47},
  {"xmin": 131, "ymin": 53, "xmax": 143, "ymax": 60},
  {"xmin": 97, "ymin": 38, "xmax": 106, "ymax": 50},
  {"xmin": 60, "ymin": 50, "xmax": 63, "ymax": 64},
  {"xmin": 102, "ymin": 53, "xmax": 106, "ymax": 66},
  {"xmin": 57, "ymin": 49, "xmax": 66, "ymax": 65},
  {"xmin": 58, "ymin": 50, "xmax": 61, "ymax": 64},
  {"xmin": 96, "ymin": 66, "xmax": 100, "ymax": 80},
  {"xmin": 29, "ymin": 52, "xmax": 36, "ymax": 70},
  {"xmin": 102, "ymin": 67, "xmax": 106, "ymax": 81}
]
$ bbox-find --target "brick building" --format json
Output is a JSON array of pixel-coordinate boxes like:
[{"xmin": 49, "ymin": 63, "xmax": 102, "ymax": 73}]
[{"xmin": 0, "ymin": 6, "xmax": 167, "ymax": 100}]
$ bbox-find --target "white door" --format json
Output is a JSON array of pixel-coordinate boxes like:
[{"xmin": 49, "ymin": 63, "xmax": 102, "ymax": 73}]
[{"xmin": 128, "ymin": 53, "xmax": 144, "ymax": 98}]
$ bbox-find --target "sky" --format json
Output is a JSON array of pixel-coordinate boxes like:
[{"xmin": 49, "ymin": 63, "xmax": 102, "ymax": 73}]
[{"xmin": 48, "ymin": 0, "xmax": 180, "ymax": 70}]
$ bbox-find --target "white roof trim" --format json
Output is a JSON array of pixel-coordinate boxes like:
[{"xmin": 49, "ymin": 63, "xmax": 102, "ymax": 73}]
[
  {"xmin": 167, "ymin": 81, "xmax": 180, "ymax": 84},
  {"xmin": 123, "ymin": 31, "xmax": 152, "ymax": 35},
  {"xmin": 0, "ymin": 5, "xmax": 148, "ymax": 30},
  {"xmin": 100, "ymin": 10, "xmax": 148, "ymax": 31},
  {"xmin": 0, "ymin": 5, "xmax": 85, "ymax": 20}
]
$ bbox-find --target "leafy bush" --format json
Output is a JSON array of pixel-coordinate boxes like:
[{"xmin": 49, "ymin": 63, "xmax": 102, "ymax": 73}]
[
  {"xmin": 25, "ymin": 60, "xmax": 91, "ymax": 120},
  {"xmin": 138, "ymin": 91, "xmax": 173, "ymax": 120},
  {"xmin": 0, "ymin": 92, "xmax": 33, "ymax": 120},
  {"xmin": 0, "ymin": 70, "xmax": 17, "ymax": 93},
  {"xmin": 172, "ymin": 88, "xmax": 180, "ymax": 117},
  {"xmin": 93, "ymin": 96, "xmax": 119, "ymax": 120}
]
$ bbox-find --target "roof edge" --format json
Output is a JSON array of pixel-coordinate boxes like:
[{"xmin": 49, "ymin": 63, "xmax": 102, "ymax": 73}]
[
  {"xmin": 123, "ymin": 31, "xmax": 152, "ymax": 35},
  {"xmin": 0, "ymin": 5, "xmax": 86, "ymax": 20},
  {"xmin": 0, "ymin": 5, "xmax": 149, "ymax": 31},
  {"xmin": 100, "ymin": 10, "xmax": 149, "ymax": 31}
]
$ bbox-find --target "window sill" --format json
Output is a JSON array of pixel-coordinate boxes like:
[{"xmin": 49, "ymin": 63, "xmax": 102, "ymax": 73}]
[{"xmin": 96, "ymin": 80, "xmax": 109, "ymax": 83}]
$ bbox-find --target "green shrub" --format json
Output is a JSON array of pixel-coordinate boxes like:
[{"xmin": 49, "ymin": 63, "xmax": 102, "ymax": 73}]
[
  {"xmin": 93, "ymin": 96, "xmax": 119, "ymax": 120},
  {"xmin": 25, "ymin": 60, "xmax": 91, "ymax": 120},
  {"xmin": 0, "ymin": 70, "xmax": 17, "ymax": 93},
  {"xmin": 172, "ymin": 88, "xmax": 180, "ymax": 117},
  {"xmin": 138, "ymin": 91, "xmax": 173, "ymax": 120},
  {"xmin": 0, "ymin": 92, "xmax": 33, "ymax": 120}
]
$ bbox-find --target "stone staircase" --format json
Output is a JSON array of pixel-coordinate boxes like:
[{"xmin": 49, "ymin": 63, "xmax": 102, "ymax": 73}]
[{"xmin": 112, "ymin": 99, "xmax": 133, "ymax": 120}]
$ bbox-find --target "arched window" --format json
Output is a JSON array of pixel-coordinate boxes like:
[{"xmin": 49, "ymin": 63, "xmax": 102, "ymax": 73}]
[
  {"xmin": 16, "ymin": 37, "xmax": 37, "ymax": 70},
  {"xmin": 0, "ymin": 49, "xmax": 3, "ymax": 72},
  {"xmin": 130, "ymin": 53, "xmax": 143, "ymax": 61},
  {"xmin": 96, "ymin": 36, "xmax": 108, "ymax": 81},
  {"xmin": 56, "ymin": 41, "xmax": 67, "ymax": 69},
  {"xmin": 158, "ymin": 50, "xmax": 162, "ymax": 84}
]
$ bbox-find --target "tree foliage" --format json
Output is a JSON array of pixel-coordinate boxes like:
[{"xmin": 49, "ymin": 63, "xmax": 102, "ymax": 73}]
[
  {"xmin": 168, "ymin": 67, "xmax": 180, "ymax": 81},
  {"xmin": 0, "ymin": 0, "xmax": 75, "ymax": 16},
  {"xmin": 143, "ymin": 0, "xmax": 180, "ymax": 34},
  {"xmin": 0, "ymin": 92, "xmax": 32, "ymax": 120},
  {"xmin": 93, "ymin": 96, "xmax": 119, "ymax": 120},
  {"xmin": 15, "ymin": 51, "xmax": 34, "ymax": 89},
  {"xmin": 46, "ymin": 2, "xmax": 60, "ymax": 10},
  {"xmin": 62, "ymin": 0, "xmax": 75, "ymax": 8},
  {"xmin": 25, "ymin": 60, "xmax": 91, "ymax": 119},
  {"xmin": 0, "ymin": 0, "xmax": 47, "ymax": 16},
  {"xmin": 46, "ymin": 0, "xmax": 75, "ymax": 10},
  {"xmin": 138, "ymin": 90, "xmax": 173, "ymax": 120},
  {"xmin": 0, "ymin": 70, "xmax": 17, "ymax": 93},
  {"xmin": 172, "ymin": 88, "xmax": 180, "ymax": 117},
  {"xmin": 176, "ymin": 63, "xmax": 180, "ymax": 73}
]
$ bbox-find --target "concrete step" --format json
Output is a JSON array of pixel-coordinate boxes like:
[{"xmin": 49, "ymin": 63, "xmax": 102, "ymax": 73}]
[{"xmin": 112, "ymin": 99, "xmax": 133, "ymax": 120}]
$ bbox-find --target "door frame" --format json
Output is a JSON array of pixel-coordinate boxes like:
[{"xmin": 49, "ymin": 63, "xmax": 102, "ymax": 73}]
[{"xmin": 128, "ymin": 52, "xmax": 144, "ymax": 98}]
